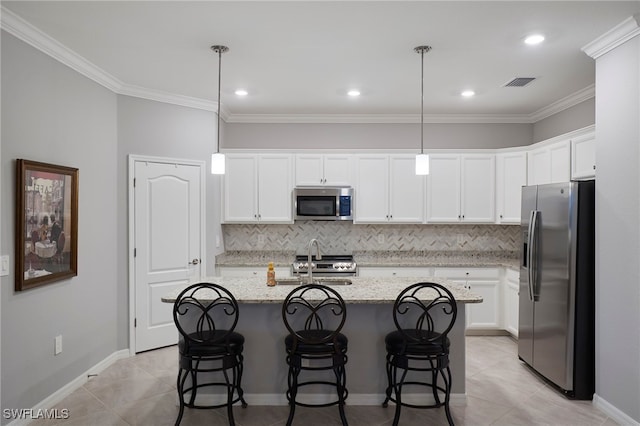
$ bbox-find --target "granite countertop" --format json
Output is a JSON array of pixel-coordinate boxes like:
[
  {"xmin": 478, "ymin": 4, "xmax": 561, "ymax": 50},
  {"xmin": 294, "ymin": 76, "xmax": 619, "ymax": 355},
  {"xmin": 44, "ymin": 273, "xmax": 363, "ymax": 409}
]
[
  {"xmin": 161, "ymin": 276, "xmax": 482, "ymax": 304},
  {"xmin": 216, "ymin": 250, "xmax": 519, "ymax": 270}
]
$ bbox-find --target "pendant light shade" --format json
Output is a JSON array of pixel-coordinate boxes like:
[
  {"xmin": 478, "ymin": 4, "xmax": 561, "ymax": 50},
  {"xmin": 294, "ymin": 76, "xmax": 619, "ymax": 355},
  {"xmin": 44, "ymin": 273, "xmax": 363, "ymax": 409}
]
[
  {"xmin": 211, "ymin": 45, "xmax": 229, "ymax": 175},
  {"xmin": 211, "ymin": 153, "xmax": 226, "ymax": 174},
  {"xmin": 415, "ymin": 45, "xmax": 431, "ymax": 176},
  {"xmin": 415, "ymin": 153, "xmax": 430, "ymax": 175}
]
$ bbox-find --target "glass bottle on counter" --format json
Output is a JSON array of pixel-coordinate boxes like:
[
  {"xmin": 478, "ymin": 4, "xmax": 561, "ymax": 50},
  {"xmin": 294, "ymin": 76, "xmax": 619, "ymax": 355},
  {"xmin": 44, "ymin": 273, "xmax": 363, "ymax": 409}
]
[{"xmin": 267, "ymin": 262, "xmax": 276, "ymax": 286}]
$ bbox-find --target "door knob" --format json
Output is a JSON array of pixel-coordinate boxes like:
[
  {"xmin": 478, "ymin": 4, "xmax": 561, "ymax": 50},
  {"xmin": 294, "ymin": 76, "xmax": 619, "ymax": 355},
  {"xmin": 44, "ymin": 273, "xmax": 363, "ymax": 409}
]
[{"xmin": 189, "ymin": 259, "xmax": 200, "ymax": 265}]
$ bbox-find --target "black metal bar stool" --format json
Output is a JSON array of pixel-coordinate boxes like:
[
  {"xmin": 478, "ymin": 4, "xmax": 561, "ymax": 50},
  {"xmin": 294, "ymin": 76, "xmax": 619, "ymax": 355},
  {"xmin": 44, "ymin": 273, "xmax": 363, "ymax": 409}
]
[
  {"xmin": 282, "ymin": 284, "xmax": 349, "ymax": 426},
  {"xmin": 172, "ymin": 283, "xmax": 247, "ymax": 426},
  {"xmin": 382, "ymin": 282, "xmax": 458, "ymax": 426}
]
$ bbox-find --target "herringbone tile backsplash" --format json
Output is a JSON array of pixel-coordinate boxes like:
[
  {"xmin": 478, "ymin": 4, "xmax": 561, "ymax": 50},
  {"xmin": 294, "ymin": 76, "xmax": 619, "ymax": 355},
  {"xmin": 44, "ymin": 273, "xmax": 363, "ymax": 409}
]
[{"xmin": 222, "ymin": 223, "xmax": 520, "ymax": 254}]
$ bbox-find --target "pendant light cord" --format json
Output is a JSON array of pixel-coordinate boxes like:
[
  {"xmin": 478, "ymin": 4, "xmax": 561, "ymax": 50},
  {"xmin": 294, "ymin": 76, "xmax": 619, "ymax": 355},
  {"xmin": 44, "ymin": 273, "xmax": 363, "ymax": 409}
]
[
  {"xmin": 420, "ymin": 48, "xmax": 424, "ymax": 155},
  {"xmin": 217, "ymin": 48, "xmax": 222, "ymax": 153}
]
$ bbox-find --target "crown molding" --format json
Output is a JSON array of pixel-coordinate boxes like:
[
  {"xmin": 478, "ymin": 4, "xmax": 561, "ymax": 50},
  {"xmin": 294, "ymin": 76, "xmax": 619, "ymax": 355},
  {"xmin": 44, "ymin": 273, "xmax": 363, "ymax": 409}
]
[
  {"xmin": 118, "ymin": 84, "xmax": 229, "ymax": 120},
  {"xmin": 528, "ymin": 84, "xmax": 595, "ymax": 123},
  {"xmin": 1, "ymin": 6, "xmax": 122, "ymax": 92},
  {"xmin": 0, "ymin": 5, "xmax": 227, "ymax": 118},
  {"xmin": 0, "ymin": 4, "xmax": 594, "ymax": 125},
  {"xmin": 582, "ymin": 14, "xmax": 640, "ymax": 59}
]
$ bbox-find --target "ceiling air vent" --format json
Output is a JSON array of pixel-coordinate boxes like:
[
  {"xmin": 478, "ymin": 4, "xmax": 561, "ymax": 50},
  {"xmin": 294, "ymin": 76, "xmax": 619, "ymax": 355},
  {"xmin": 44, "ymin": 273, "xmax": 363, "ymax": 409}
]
[{"xmin": 504, "ymin": 77, "xmax": 536, "ymax": 87}]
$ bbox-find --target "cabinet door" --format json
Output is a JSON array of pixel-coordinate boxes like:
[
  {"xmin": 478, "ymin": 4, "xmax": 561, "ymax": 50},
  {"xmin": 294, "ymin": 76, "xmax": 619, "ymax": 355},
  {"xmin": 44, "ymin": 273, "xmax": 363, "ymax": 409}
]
[
  {"xmin": 354, "ymin": 155, "xmax": 390, "ymax": 223},
  {"xmin": 427, "ymin": 154, "xmax": 461, "ymax": 223},
  {"xmin": 496, "ymin": 152, "xmax": 527, "ymax": 224},
  {"xmin": 571, "ymin": 133, "xmax": 596, "ymax": 179},
  {"xmin": 461, "ymin": 154, "xmax": 495, "ymax": 223},
  {"xmin": 258, "ymin": 154, "xmax": 293, "ymax": 223},
  {"xmin": 389, "ymin": 155, "xmax": 425, "ymax": 223},
  {"xmin": 323, "ymin": 154, "xmax": 353, "ymax": 186},
  {"xmin": 528, "ymin": 147, "xmax": 550, "ymax": 185},
  {"xmin": 504, "ymin": 277, "xmax": 519, "ymax": 337},
  {"xmin": 223, "ymin": 154, "xmax": 258, "ymax": 223},
  {"xmin": 549, "ymin": 140, "xmax": 570, "ymax": 183},
  {"xmin": 295, "ymin": 154, "xmax": 324, "ymax": 186},
  {"xmin": 466, "ymin": 280, "xmax": 501, "ymax": 329}
]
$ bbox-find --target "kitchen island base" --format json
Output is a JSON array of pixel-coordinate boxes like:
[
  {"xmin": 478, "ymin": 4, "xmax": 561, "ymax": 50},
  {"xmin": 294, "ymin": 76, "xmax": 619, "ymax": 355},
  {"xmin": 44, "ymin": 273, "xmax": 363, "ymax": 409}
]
[{"xmin": 173, "ymin": 302, "xmax": 467, "ymax": 406}]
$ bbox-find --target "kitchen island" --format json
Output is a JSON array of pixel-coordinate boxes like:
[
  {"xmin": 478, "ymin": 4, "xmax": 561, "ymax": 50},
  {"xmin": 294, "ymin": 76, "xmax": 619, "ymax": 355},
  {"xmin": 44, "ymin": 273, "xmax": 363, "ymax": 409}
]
[{"xmin": 162, "ymin": 276, "xmax": 482, "ymax": 406}]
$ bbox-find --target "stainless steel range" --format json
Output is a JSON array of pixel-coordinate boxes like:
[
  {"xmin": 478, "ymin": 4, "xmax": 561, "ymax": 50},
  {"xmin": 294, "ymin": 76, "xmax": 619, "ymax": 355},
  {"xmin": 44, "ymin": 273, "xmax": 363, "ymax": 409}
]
[{"xmin": 291, "ymin": 254, "xmax": 357, "ymax": 277}]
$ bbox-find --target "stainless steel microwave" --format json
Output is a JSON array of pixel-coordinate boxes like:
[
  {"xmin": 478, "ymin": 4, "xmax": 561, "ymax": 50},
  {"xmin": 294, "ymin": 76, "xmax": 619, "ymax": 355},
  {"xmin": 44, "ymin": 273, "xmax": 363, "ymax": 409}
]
[{"xmin": 293, "ymin": 186, "xmax": 354, "ymax": 221}]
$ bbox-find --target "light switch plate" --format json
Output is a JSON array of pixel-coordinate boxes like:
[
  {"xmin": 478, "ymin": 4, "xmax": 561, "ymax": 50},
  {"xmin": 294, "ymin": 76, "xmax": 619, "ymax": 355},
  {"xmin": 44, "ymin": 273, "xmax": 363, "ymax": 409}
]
[{"xmin": 0, "ymin": 255, "xmax": 9, "ymax": 277}]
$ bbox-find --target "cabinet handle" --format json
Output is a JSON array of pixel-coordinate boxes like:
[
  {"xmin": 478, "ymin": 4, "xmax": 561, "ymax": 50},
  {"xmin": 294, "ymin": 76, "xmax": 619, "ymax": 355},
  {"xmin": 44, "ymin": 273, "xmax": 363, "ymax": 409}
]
[
  {"xmin": 593, "ymin": 165, "xmax": 596, "ymax": 170},
  {"xmin": 458, "ymin": 215, "xmax": 461, "ymax": 219},
  {"xmin": 500, "ymin": 214, "xmax": 503, "ymax": 219},
  {"xmin": 252, "ymin": 271, "xmax": 257, "ymax": 275}
]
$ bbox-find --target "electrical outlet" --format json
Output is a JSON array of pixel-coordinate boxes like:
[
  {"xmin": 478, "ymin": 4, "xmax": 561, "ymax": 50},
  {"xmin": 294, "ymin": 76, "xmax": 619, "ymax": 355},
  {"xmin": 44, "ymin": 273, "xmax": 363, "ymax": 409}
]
[
  {"xmin": 377, "ymin": 234, "xmax": 385, "ymax": 244},
  {"xmin": 257, "ymin": 235, "xmax": 265, "ymax": 245},
  {"xmin": 215, "ymin": 234, "xmax": 220, "ymax": 248},
  {"xmin": 54, "ymin": 335, "xmax": 62, "ymax": 355},
  {"xmin": 0, "ymin": 255, "xmax": 9, "ymax": 277}
]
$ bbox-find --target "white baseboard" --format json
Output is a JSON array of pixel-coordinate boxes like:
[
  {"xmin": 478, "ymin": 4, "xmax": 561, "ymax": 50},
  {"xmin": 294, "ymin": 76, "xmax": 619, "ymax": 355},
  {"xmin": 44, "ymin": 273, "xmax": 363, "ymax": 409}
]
[
  {"xmin": 5, "ymin": 349, "xmax": 130, "ymax": 426},
  {"xmin": 185, "ymin": 392, "xmax": 467, "ymax": 407},
  {"xmin": 593, "ymin": 393, "xmax": 640, "ymax": 426}
]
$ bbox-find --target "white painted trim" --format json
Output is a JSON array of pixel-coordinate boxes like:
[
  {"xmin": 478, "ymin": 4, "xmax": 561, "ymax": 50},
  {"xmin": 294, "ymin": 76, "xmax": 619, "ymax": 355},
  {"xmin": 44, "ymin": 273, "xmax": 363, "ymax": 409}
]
[
  {"xmin": 5, "ymin": 350, "xmax": 130, "ymax": 426},
  {"xmin": 593, "ymin": 394, "xmax": 640, "ymax": 426},
  {"xmin": 529, "ymin": 124, "xmax": 595, "ymax": 149},
  {"xmin": 529, "ymin": 85, "xmax": 595, "ymax": 123},
  {"xmin": 0, "ymin": 4, "xmax": 592, "ymax": 125},
  {"xmin": 127, "ymin": 155, "xmax": 207, "ymax": 355},
  {"xmin": 181, "ymin": 392, "xmax": 467, "ymax": 407},
  {"xmin": 582, "ymin": 14, "xmax": 640, "ymax": 59},
  {"xmin": 0, "ymin": 6, "xmax": 121, "ymax": 92}
]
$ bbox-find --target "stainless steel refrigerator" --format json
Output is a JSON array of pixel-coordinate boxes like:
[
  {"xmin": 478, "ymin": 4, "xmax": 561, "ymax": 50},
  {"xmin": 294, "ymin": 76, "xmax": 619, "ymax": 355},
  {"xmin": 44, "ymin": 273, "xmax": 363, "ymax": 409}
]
[{"xmin": 519, "ymin": 180, "xmax": 595, "ymax": 400}]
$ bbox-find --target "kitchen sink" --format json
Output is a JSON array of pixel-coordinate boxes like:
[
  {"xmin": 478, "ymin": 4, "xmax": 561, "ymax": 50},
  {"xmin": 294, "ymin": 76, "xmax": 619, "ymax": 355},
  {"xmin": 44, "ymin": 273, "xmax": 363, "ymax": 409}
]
[{"xmin": 275, "ymin": 278, "xmax": 353, "ymax": 286}]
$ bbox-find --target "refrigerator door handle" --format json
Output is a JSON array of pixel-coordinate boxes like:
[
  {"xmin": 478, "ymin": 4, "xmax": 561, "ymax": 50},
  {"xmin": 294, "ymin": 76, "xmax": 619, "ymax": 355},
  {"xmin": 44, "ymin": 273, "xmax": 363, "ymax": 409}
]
[
  {"xmin": 527, "ymin": 210, "xmax": 536, "ymax": 301},
  {"xmin": 530, "ymin": 210, "xmax": 540, "ymax": 302}
]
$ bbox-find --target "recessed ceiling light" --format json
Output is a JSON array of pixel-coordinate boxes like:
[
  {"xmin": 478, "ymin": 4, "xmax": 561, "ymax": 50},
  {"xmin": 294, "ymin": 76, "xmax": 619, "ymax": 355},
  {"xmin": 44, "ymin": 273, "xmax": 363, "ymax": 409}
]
[
  {"xmin": 347, "ymin": 90, "xmax": 361, "ymax": 97},
  {"xmin": 461, "ymin": 90, "xmax": 475, "ymax": 98},
  {"xmin": 235, "ymin": 89, "xmax": 248, "ymax": 96},
  {"xmin": 524, "ymin": 34, "xmax": 545, "ymax": 45}
]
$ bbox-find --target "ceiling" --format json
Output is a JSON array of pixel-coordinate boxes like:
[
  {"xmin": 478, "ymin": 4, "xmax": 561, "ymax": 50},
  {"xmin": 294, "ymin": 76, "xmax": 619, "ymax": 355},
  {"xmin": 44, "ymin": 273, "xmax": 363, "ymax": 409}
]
[{"xmin": 2, "ymin": 1, "xmax": 640, "ymax": 123}]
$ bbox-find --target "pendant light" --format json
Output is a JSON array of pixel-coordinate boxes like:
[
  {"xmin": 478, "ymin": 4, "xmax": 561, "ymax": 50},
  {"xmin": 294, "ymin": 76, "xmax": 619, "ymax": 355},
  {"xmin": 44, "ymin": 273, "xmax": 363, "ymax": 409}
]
[
  {"xmin": 415, "ymin": 45, "xmax": 431, "ymax": 175},
  {"xmin": 211, "ymin": 45, "xmax": 229, "ymax": 175}
]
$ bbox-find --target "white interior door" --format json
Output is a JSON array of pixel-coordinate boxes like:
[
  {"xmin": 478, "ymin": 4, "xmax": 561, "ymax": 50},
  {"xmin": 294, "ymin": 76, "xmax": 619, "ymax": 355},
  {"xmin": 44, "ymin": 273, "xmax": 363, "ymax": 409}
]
[{"xmin": 133, "ymin": 160, "xmax": 203, "ymax": 353}]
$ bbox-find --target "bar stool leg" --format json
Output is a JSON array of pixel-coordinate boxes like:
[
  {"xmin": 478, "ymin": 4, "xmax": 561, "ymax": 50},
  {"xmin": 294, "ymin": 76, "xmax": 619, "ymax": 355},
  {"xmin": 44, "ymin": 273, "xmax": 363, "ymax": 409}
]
[{"xmin": 286, "ymin": 361, "xmax": 300, "ymax": 426}]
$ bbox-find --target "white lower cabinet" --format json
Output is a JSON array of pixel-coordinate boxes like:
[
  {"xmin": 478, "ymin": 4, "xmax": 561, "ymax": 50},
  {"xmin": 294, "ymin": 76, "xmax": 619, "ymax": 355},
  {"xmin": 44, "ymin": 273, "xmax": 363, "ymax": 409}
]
[
  {"xmin": 503, "ymin": 269, "xmax": 519, "ymax": 337},
  {"xmin": 217, "ymin": 266, "xmax": 292, "ymax": 278},
  {"xmin": 357, "ymin": 266, "xmax": 433, "ymax": 278},
  {"xmin": 433, "ymin": 267, "xmax": 501, "ymax": 330}
]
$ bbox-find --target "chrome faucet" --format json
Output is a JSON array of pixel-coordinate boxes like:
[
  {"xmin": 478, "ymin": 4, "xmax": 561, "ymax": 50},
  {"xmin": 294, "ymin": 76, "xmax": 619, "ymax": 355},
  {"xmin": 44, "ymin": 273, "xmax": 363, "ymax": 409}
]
[{"xmin": 307, "ymin": 238, "xmax": 322, "ymax": 284}]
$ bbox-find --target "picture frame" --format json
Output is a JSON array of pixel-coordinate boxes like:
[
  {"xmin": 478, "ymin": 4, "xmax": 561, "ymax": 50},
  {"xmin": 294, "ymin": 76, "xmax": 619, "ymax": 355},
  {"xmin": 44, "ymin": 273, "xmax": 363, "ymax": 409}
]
[{"xmin": 15, "ymin": 159, "xmax": 78, "ymax": 291}]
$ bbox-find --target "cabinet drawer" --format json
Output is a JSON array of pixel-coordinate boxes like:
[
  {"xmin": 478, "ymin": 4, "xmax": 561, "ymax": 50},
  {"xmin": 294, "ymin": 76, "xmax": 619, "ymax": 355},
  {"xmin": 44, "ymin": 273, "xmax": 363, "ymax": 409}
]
[
  {"xmin": 358, "ymin": 266, "xmax": 432, "ymax": 278},
  {"xmin": 433, "ymin": 267, "xmax": 500, "ymax": 280},
  {"xmin": 218, "ymin": 266, "xmax": 291, "ymax": 278}
]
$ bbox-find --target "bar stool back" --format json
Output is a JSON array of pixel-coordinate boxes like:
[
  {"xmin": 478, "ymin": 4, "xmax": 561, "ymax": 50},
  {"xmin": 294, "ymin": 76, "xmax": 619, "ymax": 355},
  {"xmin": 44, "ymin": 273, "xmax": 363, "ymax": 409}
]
[
  {"xmin": 383, "ymin": 282, "xmax": 458, "ymax": 425},
  {"xmin": 282, "ymin": 284, "xmax": 349, "ymax": 426},
  {"xmin": 173, "ymin": 283, "xmax": 247, "ymax": 425}
]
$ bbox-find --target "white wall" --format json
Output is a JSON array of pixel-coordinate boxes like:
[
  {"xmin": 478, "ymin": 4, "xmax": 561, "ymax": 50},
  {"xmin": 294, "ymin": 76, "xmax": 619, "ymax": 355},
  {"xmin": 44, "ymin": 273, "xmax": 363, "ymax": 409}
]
[
  {"xmin": 532, "ymin": 98, "xmax": 596, "ymax": 143},
  {"xmin": 116, "ymin": 95, "xmax": 224, "ymax": 348},
  {"xmin": 593, "ymin": 32, "xmax": 640, "ymax": 422},
  {"xmin": 224, "ymin": 122, "xmax": 532, "ymax": 150},
  {"xmin": 1, "ymin": 31, "xmax": 118, "ymax": 420}
]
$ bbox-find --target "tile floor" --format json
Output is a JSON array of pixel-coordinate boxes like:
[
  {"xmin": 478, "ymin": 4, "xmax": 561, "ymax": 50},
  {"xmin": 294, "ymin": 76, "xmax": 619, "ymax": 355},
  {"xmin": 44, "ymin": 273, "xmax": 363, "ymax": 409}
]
[{"xmin": 30, "ymin": 336, "xmax": 617, "ymax": 425}]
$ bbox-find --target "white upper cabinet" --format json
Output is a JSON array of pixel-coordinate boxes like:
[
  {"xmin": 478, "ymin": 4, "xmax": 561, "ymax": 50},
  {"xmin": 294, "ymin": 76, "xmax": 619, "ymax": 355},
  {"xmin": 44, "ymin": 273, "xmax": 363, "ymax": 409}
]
[
  {"xmin": 223, "ymin": 153, "xmax": 293, "ymax": 223},
  {"xmin": 496, "ymin": 151, "xmax": 527, "ymax": 224},
  {"xmin": 571, "ymin": 132, "xmax": 596, "ymax": 179},
  {"xmin": 427, "ymin": 154, "xmax": 495, "ymax": 223},
  {"xmin": 295, "ymin": 154, "xmax": 353, "ymax": 186},
  {"xmin": 427, "ymin": 154, "xmax": 461, "ymax": 222},
  {"xmin": 528, "ymin": 139, "xmax": 570, "ymax": 185},
  {"xmin": 355, "ymin": 154, "xmax": 424, "ymax": 223}
]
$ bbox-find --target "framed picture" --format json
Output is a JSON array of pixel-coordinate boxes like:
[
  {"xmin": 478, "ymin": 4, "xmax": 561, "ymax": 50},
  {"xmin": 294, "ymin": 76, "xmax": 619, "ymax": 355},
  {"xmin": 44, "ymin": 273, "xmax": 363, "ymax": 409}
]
[{"xmin": 15, "ymin": 159, "xmax": 78, "ymax": 291}]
